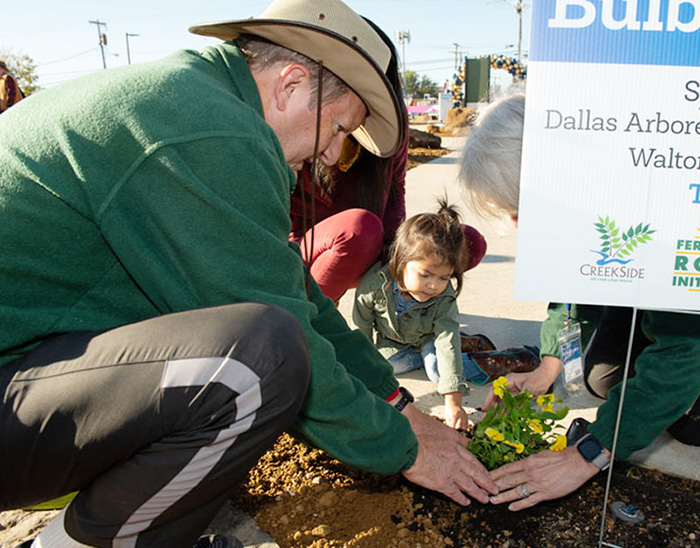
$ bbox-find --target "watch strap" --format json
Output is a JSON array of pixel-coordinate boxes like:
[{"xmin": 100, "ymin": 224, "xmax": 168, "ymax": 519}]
[
  {"xmin": 394, "ymin": 387, "xmax": 414, "ymax": 412},
  {"xmin": 591, "ymin": 450, "xmax": 611, "ymax": 471},
  {"xmin": 576, "ymin": 433, "xmax": 611, "ymax": 471}
]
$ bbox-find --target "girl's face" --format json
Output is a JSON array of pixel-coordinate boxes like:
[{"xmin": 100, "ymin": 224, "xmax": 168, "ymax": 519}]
[{"xmin": 401, "ymin": 254, "xmax": 454, "ymax": 302}]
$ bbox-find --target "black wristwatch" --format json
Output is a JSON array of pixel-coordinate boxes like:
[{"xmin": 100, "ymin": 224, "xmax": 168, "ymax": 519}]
[
  {"xmin": 576, "ymin": 433, "xmax": 611, "ymax": 471},
  {"xmin": 566, "ymin": 417, "xmax": 590, "ymax": 445},
  {"xmin": 393, "ymin": 387, "xmax": 414, "ymax": 412}
]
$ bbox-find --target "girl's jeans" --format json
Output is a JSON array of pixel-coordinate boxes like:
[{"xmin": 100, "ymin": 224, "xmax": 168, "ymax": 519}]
[{"xmin": 387, "ymin": 342, "xmax": 488, "ymax": 384}]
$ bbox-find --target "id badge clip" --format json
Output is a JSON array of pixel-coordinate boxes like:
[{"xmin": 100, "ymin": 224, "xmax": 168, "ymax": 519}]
[{"xmin": 558, "ymin": 306, "xmax": 583, "ymax": 384}]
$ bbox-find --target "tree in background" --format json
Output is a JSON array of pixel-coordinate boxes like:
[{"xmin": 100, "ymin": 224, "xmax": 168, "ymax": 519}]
[
  {"xmin": 0, "ymin": 49, "xmax": 40, "ymax": 96},
  {"xmin": 404, "ymin": 71, "xmax": 440, "ymax": 99}
]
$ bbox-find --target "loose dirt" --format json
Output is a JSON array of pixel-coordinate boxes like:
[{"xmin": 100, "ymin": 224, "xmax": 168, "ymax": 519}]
[
  {"xmin": 406, "ymin": 147, "xmax": 452, "ymax": 170},
  {"xmin": 233, "ymin": 433, "xmax": 700, "ymax": 548}
]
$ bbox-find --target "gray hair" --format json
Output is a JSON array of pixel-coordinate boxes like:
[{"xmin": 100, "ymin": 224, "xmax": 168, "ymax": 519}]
[
  {"xmin": 459, "ymin": 86, "xmax": 525, "ymax": 218},
  {"xmin": 235, "ymin": 35, "xmax": 351, "ymax": 109}
]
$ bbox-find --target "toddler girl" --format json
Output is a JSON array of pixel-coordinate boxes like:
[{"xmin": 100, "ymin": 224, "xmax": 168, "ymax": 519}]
[{"xmin": 353, "ymin": 199, "xmax": 473, "ymax": 429}]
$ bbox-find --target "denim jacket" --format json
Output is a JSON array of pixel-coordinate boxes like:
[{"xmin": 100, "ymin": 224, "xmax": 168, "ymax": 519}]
[{"xmin": 353, "ymin": 263, "xmax": 468, "ymax": 395}]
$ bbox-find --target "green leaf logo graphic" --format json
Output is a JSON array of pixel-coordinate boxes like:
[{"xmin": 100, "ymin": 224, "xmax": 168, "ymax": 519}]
[{"xmin": 593, "ymin": 216, "xmax": 655, "ymax": 265}]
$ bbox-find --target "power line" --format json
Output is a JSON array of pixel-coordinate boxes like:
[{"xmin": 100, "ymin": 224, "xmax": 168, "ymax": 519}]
[
  {"xmin": 38, "ymin": 69, "xmax": 101, "ymax": 78},
  {"xmin": 37, "ymin": 48, "xmax": 99, "ymax": 67},
  {"xmin": 407, "ymin": 58, "xmax": 453, "ymax": 66}
]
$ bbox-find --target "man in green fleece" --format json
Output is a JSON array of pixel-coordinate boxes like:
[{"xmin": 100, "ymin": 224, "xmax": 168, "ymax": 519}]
[
  {"xmin": 0, "ymin": 0, "xmax": 496, "ymax": 546},
  {"xmin": 459, "ymin": 87, "xmax": 700, "ymax": 511}
]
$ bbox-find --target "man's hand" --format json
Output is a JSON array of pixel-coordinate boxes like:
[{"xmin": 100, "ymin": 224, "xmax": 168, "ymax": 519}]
[
  {"xmin": 483, "ymin": 356, "xmax": 562, "ymax": 410},
  {"xmin": 401, "ymin": 404, "xmax": 498, "ymax": 506},
  {"xmin": 488, "ymin": 445, "xmax": 601, "ymax": 511}
]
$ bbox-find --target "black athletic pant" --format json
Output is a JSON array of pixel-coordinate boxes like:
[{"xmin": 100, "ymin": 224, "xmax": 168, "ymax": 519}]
[{"xmin": 0, "ymin": 303, "xmax": 310, "ymax": 547}]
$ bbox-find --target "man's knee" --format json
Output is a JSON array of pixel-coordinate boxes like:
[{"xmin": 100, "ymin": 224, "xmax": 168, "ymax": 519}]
[
  {"xmin": 186, "ymin": 303, "xmax": 310, "ymax": 398},
  {"xmin": 584, "ymin": 361, "xmax": 620, "ymax": 399},
  {"xmin": 250, "ymin": 304, "xmax": 310, "ymax": 385}
]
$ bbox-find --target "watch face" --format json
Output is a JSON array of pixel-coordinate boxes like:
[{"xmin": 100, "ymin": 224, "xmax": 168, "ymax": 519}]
[
  {"xmin": 577, "ymin": 436, "xmax": 603, "ymax": 461},
  {"xmin": 400, "ymin": 387, "xmax": 414, "ymax": 403}
]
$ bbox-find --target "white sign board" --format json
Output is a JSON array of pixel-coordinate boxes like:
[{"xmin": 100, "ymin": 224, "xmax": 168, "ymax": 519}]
[
  {"xmin": 439, "ymin": 93, "xmax": 453, "ymax": 121},
  {"xmin": 515, "ymin": 0, "xmax": 700, "ymax": 311}
]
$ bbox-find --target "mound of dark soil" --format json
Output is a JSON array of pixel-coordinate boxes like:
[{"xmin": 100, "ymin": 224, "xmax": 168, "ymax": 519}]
[{"xmin": 232, "ymin": 433, "xmax": 700, "ymax": 548}]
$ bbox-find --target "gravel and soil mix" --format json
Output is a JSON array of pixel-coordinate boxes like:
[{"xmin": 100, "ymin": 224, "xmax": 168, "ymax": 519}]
[{"xmin": 232, "ymin": 433, "xmax": 700, "ymax": 548}]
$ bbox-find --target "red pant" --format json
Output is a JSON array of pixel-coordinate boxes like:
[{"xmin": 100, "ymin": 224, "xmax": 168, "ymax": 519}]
[
  {"xmin": 291, "ymin": 209, "xmax": 384, "ymax": 301},
  {"xmin": 290, "ymin": 208, "xmax": 488, "ymax": 301}
]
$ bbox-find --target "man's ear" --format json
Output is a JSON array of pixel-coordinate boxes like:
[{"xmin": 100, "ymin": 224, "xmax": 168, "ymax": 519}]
[{"xmin": 274, "ymin": 64, "xmax": 310, "ymax": 111}]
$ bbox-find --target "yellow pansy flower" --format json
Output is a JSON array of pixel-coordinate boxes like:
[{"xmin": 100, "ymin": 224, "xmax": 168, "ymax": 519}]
[
  {"xmin": 536, "ymin": 394, "xmax": 554, "ymax": 407},
  {"xmin": 485, "ymin": 427, "xmax": 505, "ymax": 442},
  {"xmin": 528, "ymin": 419, "xmax": 543, "ymax": 434},
  {"xmin": 549, "ymin": 434, "xmax": 567, "ymax": 452},
  {"xmin": 493, "ymin": 376, "xmax": 509, "ymax": 399},
  {"xmin": 504, "ymin": 440, "xmax": 525, "ymax": 454}
]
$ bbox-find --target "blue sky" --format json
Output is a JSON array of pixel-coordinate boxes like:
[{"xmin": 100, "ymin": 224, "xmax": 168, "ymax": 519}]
[{"xmin": 3, "ymin": 0, "xmax": 530, "ymax": 91}]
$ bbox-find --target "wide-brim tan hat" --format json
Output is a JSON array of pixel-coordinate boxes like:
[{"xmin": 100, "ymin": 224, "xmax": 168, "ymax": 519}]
[{"xmin": 190, "ymin": 0, "xmax": 403, "ymax": 158}]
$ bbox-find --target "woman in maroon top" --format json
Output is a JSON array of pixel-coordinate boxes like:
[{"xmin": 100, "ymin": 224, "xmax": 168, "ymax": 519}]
[
  {"xmin": 289, "ymin": 21, "xmax": 486, "ymax": 302},
  {"xmin": 290, "ymin": 131, "xmax": 409, "ymax": 301},
  {"xmin": 290, "ymin": 132, "xmax": 488, "ymax": 301}
]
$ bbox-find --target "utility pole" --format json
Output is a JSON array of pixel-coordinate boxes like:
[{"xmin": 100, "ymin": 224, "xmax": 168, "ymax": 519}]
[
  {"xmin": 514, "ymin": 1, "xmax": 524, "ymax": 63},
  {"xmin": 452, "ymin": 43, "xmax": 462, "ymax": 72},
  {"xmin": 395, "ymin": 30, "xmax": 410, "ymax": 98},
  {"xmin": 89, "ymin": 19, "xmax": 108, "ymax": 69},
  {"xmin": 125, "ymin": 33, "xmax": 140, "ymax": 65}
]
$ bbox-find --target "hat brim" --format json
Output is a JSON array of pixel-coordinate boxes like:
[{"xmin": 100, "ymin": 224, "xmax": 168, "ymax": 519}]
[{"xmin": 190, "ymin": 20, "xmax": 403, "ymax": 158}]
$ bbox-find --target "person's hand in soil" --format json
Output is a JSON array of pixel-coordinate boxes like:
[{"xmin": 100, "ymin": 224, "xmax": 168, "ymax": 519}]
[
  {"xmin": 444, "ymin": 392, "xmax": 469, "ymax": 430},
  {"xmin": 487, "ymin": 444, "xmax": 605, "ymax": 510},
  {"xmin": 483, "ymin": 356, "xmax": 562, "ymax": 410},
  {"xmin": 400, "ymin": 403, "xmax": 498, "ymax": 506}
]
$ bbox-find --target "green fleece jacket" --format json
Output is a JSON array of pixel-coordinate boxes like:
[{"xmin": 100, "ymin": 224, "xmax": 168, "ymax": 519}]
[
  {"xmin": 353, "ymin": 263, "xmax": 468, "ymax": 396},
  {"xmin": 0, "ymin": 43, "xmax": 416, "ymax": 474},
  {"xmin": 540, "ymin": 303, "xmax": 700, "ymax": 459}
]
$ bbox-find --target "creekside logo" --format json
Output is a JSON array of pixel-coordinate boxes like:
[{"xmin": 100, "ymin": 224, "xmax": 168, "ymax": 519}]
[{"xmin": 579, "ymin": 215, "xmax": 656, "ymax": 282}]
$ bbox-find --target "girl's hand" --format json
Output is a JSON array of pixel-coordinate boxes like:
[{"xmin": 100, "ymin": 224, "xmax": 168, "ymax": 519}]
[
  {"xmin": 444, "ymin": 392, "xmax": 469, "ymax": 430},
  {"xmin": 483, "ymin": 356, "xmax": 562, "ymax": 410}
]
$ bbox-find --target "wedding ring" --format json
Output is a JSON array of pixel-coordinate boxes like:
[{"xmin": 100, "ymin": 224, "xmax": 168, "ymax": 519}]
[{"xmin": 519, "ymin": 484, "xmax": 531, "ymax": 498}]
